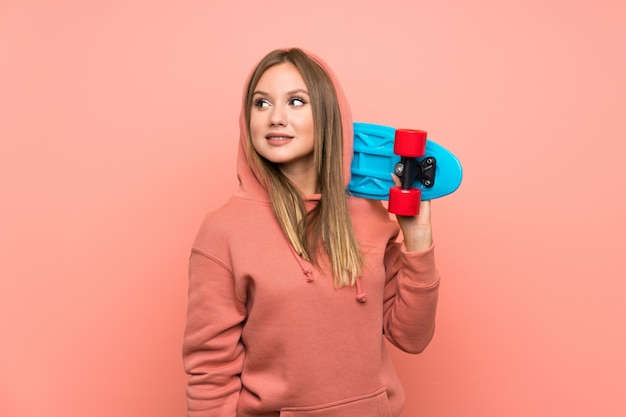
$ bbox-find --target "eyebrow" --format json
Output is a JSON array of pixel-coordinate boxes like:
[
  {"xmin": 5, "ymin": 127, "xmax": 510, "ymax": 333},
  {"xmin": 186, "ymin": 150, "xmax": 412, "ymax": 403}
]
[{"xmin": 253, "ymin": 89, "xmax": 310, "ymax": 96}]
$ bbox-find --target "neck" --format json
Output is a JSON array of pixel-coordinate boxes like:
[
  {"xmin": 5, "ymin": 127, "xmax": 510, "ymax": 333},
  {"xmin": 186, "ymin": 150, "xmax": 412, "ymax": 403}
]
[{"xmin": 280, "ymin": 165, "xmax": 318, "ymax": 197}]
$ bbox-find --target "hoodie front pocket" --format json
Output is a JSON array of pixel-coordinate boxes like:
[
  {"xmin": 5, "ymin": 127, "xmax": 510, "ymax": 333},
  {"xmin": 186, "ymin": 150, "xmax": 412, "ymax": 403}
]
[{"xmin": 279, "ymin": 387, "xmax": 393, "ymax": 417}]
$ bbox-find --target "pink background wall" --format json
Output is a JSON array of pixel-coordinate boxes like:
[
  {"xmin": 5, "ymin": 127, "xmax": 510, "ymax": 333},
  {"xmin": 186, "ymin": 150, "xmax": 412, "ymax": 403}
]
[{"xmin": 1, "ymin": 1, "xmax": 625, "ymax": 416}]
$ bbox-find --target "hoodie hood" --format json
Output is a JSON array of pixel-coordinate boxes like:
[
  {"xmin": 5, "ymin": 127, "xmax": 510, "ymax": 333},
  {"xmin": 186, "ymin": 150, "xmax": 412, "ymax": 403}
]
[{"xmin": 234, "ymin": 48, "xmax": 354, "ymax": 202}]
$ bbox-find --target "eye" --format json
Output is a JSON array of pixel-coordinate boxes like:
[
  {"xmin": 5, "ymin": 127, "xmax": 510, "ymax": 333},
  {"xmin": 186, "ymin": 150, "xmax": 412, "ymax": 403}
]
[
  {"xmin": 253, "ymin": 98, "xmax": 271, "ymax": 109},
  {"xmin": 289, "ymin": 95, "xmax": 308, "ymax": 107}
]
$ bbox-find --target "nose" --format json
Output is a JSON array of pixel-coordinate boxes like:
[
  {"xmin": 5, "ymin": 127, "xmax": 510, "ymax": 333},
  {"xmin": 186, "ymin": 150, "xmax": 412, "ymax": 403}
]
[{"xmin": 269, "ymin": 105, "xmax": 286, "ymax": 126}]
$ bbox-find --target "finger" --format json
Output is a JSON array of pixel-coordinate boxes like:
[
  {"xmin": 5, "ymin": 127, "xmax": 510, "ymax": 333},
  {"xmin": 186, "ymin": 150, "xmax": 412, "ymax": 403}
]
[
  {"xmin": 391, "ymin": 173, "xmax": 401, "ymax": 187},
  {"xmin": 416, "ymin": 200, "xmax": 432, "ymax": 225}
]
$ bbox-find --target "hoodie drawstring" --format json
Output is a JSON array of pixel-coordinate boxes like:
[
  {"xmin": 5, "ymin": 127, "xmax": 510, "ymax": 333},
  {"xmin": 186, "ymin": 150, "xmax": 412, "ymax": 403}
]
[
  {"xmin": 304, "ymin": 269, "xmax": 314, "ymax": 282},
  {"xmin": 355, "ymin": 276, "xmax": 367, "ymax": 303},
  {"xmin": 286, "ymin": 240, "xmax": 315, "ymax": 282}
]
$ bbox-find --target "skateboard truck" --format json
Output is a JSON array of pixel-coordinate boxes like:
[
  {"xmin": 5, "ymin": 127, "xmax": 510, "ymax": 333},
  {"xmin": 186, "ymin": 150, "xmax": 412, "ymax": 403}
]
[
  {"xmin": 394, "ymin": 156, "xmax": 437, "ymax": 189},
  {"xmin": 388, "ymin": 129, "xmax": 432, "ymax": 216}
]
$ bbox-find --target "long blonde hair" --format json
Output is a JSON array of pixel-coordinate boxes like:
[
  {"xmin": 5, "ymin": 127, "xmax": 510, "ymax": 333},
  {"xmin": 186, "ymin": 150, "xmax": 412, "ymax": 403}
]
[{"xmin": 244, "ymin": 48, "xmax": 363, "ymax": 287}]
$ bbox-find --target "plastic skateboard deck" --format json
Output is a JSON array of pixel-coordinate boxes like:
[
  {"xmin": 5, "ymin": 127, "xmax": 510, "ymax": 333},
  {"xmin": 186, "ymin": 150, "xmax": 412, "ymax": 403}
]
[{"xmin": 348, "ymin": 122, "xmax": 463, "ymax": 215}]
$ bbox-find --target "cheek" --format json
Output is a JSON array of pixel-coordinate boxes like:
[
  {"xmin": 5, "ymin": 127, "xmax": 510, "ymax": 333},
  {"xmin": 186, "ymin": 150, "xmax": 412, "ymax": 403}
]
[
  {"xmin": 249, "ymin": 114, "xmax": 263, "ymax": 139},
  {"xmin": 295, "ymin": 112, "xmax": 314, "ymax": 137}
]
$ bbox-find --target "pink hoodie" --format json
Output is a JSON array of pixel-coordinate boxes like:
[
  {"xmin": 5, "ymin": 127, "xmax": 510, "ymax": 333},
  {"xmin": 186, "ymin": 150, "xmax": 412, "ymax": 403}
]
[{"xmin": 182, "ymin": 49, "xmax": 440, "ymax": 417}]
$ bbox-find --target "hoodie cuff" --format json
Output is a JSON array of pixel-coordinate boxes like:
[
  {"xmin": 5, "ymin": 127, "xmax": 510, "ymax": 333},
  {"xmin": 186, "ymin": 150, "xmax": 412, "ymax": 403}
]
[{"xmin": 398, "ymin": 242, "xmax": 439, "ymax": 288}]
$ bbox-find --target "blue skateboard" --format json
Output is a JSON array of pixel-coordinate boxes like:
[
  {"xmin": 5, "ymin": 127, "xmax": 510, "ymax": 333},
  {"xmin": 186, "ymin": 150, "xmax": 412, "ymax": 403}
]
[{"xmin": 348, "ymin": 122, "xmax": 463, "ymax": 215}]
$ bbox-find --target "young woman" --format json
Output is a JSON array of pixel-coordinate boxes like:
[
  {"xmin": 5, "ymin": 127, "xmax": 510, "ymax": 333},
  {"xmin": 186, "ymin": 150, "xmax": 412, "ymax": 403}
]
[{"xmin": 183, "ymin": 48, "xmax": 440, "ymax": 417}]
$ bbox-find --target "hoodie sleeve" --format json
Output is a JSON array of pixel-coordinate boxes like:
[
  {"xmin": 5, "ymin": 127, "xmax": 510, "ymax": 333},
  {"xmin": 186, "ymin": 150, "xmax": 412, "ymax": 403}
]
[
  {"xmin": 382, "ymin": 241, "xmax": 440, "ymax": 354},
  {"xmin": 182, "ymin": 249, "xmax": 246, "ymax": 417}
]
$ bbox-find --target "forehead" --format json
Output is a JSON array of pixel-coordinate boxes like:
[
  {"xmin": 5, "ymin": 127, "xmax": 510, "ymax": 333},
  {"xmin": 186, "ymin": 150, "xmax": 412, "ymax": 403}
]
[{"xmin": 255, "ymin": 62, "xmax": 307, "ymax": 93}]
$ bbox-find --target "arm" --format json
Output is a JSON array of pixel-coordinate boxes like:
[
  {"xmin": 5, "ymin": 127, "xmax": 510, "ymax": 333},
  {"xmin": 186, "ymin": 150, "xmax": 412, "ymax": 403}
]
[
  {"xmin": 382, "ymin": 199, "xmax": 440, "ymax": 353},
  {"xmin": 182, "ymin": 249, "xmax": 246, "ymax": 417}
]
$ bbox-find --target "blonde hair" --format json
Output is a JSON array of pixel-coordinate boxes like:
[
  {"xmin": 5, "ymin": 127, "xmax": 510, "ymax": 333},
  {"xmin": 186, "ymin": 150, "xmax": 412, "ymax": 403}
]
[{"xmin": 244, "ymin": 48, "xmax": 363, "ymax": 287}]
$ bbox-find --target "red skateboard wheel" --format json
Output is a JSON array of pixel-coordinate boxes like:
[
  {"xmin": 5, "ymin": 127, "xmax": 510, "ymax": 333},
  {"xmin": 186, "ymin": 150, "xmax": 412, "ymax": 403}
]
[
  {"xmin": 394, "ymin": 129, "xmax": 427, "ymax": 157},
  {"xmin": 388, "ymin": 186, "xmax": 421, "ymax": 216}
]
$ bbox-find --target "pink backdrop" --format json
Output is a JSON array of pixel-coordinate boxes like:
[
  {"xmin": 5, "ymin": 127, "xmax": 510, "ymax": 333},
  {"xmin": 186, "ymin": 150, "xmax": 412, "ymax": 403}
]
[{"xmin": 1, "ymin": 1, "xmax": 625, "ymax": 416}]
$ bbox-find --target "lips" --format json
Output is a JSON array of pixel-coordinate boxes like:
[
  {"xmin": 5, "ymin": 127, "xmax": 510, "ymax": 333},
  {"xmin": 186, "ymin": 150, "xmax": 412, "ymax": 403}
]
[{"xmin": 265, "ymin": 133, "xmax": 294, "ymax": 145}]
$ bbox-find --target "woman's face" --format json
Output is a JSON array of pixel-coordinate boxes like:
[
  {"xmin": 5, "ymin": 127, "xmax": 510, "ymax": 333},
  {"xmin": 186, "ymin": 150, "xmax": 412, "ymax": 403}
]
[{"xmin": 250, "ymin": 62, "xmax": 315, "ymax": 179}]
